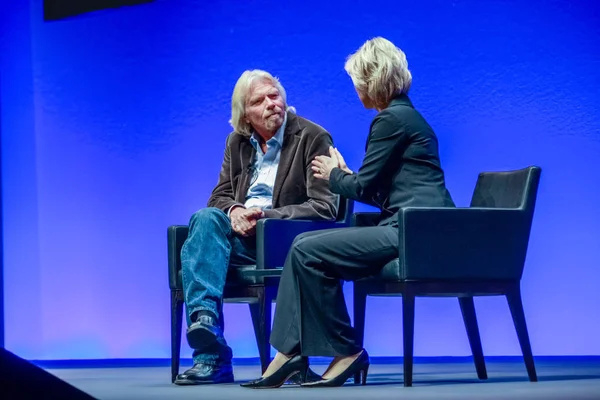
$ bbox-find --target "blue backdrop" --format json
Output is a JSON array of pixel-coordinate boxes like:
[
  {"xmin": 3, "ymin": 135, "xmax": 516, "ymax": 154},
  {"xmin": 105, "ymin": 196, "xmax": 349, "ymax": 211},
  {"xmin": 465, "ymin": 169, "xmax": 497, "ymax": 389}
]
[{"xmin": 1, "ymin": 0, "xmax": 599, "ymax": 360}]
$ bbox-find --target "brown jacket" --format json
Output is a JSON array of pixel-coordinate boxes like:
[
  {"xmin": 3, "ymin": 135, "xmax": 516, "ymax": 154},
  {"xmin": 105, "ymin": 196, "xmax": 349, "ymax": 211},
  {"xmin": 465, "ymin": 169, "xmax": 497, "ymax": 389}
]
[{"xmin": 207, "ymin": 112, "xmax": 338, "ymax": 220}]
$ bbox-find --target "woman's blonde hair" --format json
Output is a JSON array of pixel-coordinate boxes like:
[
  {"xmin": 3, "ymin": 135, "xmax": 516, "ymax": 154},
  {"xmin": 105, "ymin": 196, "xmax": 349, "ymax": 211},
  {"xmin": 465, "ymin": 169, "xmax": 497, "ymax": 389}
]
[
  {"xmin": 229, "ymin": 70, "xmax": 295, "ymax": 137},
  {"xmin": 344, "ymin": 37, "xmax": 412, "ymax": 109}
]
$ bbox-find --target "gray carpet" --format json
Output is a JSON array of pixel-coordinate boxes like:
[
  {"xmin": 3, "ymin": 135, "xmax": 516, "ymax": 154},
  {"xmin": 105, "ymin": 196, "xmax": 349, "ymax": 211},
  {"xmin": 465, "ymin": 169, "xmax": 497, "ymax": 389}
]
[{"xmin": 47, "ymin": 359, "xmax": 600, "ymax": 400}]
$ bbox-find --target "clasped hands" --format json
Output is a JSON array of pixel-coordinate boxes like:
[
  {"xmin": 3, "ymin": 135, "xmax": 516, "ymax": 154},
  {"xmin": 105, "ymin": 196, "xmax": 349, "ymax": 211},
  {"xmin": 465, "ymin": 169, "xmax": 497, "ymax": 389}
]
[
  {"xmin": 312, "ymin": 146, "xmax": 352, "ymax": 181},
  {"xmin": 230, "ymin": 206, "xmax": 264, "ymax": 237}
]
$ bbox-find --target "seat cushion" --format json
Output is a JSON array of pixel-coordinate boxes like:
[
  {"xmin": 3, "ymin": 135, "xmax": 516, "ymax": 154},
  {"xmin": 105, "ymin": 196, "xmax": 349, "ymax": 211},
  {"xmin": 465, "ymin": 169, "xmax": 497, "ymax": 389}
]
[
  {"xmin": 176, "ymin": 265, "xmax": 264, "ymax": 289},
  {"xmin": 355, "ymin": 258, "xmax": 403, "ymax": 282},
  {"xmin": 361, "ymin": 257, "xmax": 517, "ymax": 282},
  {"xmin": 371, "ymin": 258, "xmax": 402, "ymax": 281}
]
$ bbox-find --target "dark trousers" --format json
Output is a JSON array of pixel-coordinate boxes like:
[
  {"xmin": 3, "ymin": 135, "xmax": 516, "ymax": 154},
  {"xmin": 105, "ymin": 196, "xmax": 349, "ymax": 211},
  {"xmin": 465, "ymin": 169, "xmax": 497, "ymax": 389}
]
[{"xmin": 270, "ymin": 225, "xmax": 399, "ymax": 357}]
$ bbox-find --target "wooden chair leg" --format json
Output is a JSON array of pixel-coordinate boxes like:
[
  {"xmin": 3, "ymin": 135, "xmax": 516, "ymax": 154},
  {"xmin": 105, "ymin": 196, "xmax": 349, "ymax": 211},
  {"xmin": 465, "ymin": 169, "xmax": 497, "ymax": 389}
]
[
  {"xmin": 402, "ymin": 291, "xmax": 416, "ymax": 387},
  {"xmin": 171, "ymin": 289, "xmax": 184, "ymax": 383},
  {"xmin": 249, "ymin": 287, "xmax": 272, "ymax": 374},
  {"xmin": 506, "ymin": 285, "xmax": 537, "ymax": 382},
  {"xmin": 353, "ymin": 284, "xmax": 367, "ymax": 384},
  {"xmin": 458, "ymin": 297, "xmax": 487, "ymax": 380}
]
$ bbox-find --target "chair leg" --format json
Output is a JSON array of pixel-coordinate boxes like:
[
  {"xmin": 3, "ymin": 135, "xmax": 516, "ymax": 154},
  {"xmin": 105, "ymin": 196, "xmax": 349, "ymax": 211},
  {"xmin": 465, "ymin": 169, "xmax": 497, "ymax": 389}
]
[
  {"xmin": 458, "ymin": 297, "xmax": 487, "ymax": 380},
  {"xmin": 506, "ymin": 285, "xmax": 537, "ymax": 382},
  {"xmin": 171, "ymin": 290, "xmax": 184, "ymax": 383},
  {"xmin": 353, "ymin": 284, "xmax": 368, "ymax": 384},
  {"xmin": 402, "ymin": 291, "xmax": 416, "ymax": 387},
  {"xmin": 249, "ymin": 287, "xmax": 272, "ymax": 374}
]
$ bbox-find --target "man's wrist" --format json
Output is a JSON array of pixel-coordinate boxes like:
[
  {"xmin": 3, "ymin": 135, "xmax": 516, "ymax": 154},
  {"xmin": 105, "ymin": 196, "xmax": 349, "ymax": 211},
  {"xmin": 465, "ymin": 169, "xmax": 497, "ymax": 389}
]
[{"xmin": 227, "ymin": 204, "xmax": 245, "ymax": 217}]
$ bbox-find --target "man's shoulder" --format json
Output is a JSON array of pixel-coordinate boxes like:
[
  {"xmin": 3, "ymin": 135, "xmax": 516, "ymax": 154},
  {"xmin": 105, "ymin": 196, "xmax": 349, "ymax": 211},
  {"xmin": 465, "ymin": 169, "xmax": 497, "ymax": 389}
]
[
  {"xmin": 291, "ymin": 113, "xmax": 331, "ymax": 140},
  {"xmin": 224, "ymin": 131, "xmax": 249, "ymax": 147}
]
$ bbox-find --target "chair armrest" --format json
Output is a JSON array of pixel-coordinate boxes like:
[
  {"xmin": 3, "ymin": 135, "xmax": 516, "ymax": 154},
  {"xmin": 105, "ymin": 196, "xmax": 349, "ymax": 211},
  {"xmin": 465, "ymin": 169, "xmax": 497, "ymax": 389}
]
[
  {"xmin": 256, "ymin": 218, "xmax": 347, "ymax": 269},
  {"xmin": 167, "ymin": 225, "xmax": 189, "ymax": 289},
  {"xmin": 352, "ymin": 212, "xmax": 381, "ymax": 227},
  {"xmin": 399, "ymin": 207, "xmax": 529, "ymax": 280},
  {"xmin": 236, "ymin": 268, "xmax": 284, "ymax": 279}
]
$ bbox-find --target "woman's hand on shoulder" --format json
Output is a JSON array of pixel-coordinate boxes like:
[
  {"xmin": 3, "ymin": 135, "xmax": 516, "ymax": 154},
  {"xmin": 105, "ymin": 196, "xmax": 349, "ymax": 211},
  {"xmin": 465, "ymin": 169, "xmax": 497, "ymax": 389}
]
[
  {"xmin": 332, "ymin": 147, "xmax": 353, "ymax": 175},
  {"xmin": 312, "ymin": 146, "xmax": 353, "ymax": 181}
]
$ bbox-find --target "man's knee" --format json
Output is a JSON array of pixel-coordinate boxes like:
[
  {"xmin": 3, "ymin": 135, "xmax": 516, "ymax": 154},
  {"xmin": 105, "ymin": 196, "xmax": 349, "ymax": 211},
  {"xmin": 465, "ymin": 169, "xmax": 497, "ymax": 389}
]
[{"xmin": 189, "ymin": 207, "xmax": 227, "ymax": 226}]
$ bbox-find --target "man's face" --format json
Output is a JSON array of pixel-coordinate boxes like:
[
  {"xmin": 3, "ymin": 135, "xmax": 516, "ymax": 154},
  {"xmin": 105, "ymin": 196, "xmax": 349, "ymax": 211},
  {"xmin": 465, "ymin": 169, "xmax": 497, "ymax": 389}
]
[{"xmin": 245, "ymin": 80, "xmax": 286, "ymax": 135}]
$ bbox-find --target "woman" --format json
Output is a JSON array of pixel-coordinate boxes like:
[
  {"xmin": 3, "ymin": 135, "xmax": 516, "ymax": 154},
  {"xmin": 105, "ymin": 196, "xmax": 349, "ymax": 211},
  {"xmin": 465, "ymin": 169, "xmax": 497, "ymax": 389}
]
[{"xmin": 241, "ymin": 37, "xmax": 455, "ymax": 389}]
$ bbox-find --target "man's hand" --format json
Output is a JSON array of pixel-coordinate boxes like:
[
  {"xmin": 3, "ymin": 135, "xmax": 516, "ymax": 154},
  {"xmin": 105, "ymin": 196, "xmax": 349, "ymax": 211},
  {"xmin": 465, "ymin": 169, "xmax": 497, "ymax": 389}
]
[{"xmin": 229, "ymin": 206, "xmax": 264, "ymax": 237}]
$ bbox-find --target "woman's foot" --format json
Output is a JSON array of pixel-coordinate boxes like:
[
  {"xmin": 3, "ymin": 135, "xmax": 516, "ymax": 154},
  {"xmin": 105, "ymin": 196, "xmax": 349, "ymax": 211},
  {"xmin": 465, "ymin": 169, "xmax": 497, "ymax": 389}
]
[
  {"xmin": 322, "ymin": 350, "xmax": 364, "ymax": 380},
  {"xmin": 301, "ymin": 349, "xmax": 370, "ymax": 387},
  {"xmin": 240, "ymin": 353, "xmax": 309, "ymax": 389},
  {"xmin": 262, "ymin": 352, "xmax": 292, "ymax": 378}
]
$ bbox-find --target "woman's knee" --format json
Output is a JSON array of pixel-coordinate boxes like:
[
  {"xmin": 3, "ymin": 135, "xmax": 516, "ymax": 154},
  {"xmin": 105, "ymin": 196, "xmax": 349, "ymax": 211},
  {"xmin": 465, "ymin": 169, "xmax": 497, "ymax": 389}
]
[
  {"xmin": 292, "ymin": 230, "xmax": 324, "ymax": 248},
  {"xmin": 292, "ymin": 232, "xmax": 308, "ymax": 247},
  {"xmin": 290, "ymin": 233, "xmax": 320, "ymax": 266},
  {"xmin": 291, "ymin": 232, "xmax": 313, "ymax": 252}
]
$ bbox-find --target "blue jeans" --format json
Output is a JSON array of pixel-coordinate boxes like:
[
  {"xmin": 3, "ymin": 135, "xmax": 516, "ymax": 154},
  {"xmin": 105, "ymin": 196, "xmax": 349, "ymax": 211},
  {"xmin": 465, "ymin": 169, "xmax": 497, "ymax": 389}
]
[{"xmin": 180, "ymin": 207, "xmax": 256, "ymax": 366}]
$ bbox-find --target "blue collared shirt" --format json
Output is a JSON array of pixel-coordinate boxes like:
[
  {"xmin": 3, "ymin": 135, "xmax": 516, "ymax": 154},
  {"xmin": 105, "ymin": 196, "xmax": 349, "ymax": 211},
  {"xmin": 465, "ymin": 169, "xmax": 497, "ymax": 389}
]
[{"xmin": 244, "ymin": 113, "xmax": 287, "ymax": 210}]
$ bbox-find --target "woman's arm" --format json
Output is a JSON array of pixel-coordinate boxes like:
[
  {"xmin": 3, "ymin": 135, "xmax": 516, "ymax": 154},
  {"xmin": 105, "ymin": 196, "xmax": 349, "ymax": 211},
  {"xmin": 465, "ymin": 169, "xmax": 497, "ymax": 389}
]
[{"xmin": 329, "ymin": 111, "xmax": 409, "ymax": 202}]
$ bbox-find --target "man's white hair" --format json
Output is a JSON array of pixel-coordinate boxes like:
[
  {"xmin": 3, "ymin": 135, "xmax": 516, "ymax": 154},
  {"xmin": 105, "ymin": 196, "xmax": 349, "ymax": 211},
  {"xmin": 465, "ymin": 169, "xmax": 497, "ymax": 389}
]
[
  {"xmin": 229, "ymin": 70, "xmax": 295, "ymax": 137},
  {"xmin": 344, "ymin": 37, "xmax": 412, "ymax": 109}
]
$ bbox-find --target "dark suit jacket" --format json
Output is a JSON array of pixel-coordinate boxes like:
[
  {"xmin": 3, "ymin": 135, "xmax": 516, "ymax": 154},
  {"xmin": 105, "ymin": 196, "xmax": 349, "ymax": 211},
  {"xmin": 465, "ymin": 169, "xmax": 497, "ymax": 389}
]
[
  {"xmin": 208, "ymin": 111, "xmax": 338, "ymax": 221},
  {"xmin": 330, "ymin": 94, "xmax": 454, "ymax": 226}
]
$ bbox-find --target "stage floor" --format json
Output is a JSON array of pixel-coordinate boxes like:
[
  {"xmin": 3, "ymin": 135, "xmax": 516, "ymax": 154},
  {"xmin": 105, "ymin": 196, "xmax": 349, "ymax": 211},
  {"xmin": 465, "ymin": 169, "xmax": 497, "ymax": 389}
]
[{"xmin": 47, "ymin": 358, "xmax": 600, "ymax": 399}]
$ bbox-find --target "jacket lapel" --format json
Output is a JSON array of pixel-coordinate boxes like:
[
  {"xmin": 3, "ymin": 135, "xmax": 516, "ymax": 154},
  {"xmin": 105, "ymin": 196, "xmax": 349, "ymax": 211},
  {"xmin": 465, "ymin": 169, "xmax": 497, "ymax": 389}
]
[
  {"xmin": 237, "ymin": 139, "xmax": 256, "ymax": 204},
  {"xmin": 272, "ymin": 112, "xmax": 301, "ymax": 207}
]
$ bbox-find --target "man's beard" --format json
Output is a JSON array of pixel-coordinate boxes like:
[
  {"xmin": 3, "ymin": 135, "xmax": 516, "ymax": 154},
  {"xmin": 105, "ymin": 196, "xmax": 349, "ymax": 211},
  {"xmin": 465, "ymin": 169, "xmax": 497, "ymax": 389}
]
[{"xmin": 264, "ymin": 111, "xmax": 283, "ymax": 131}]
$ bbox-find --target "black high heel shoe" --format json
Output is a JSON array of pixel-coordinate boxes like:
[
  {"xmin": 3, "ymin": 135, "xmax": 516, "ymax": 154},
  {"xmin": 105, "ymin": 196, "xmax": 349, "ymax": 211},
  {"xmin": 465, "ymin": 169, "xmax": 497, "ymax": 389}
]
[
  {"xmin": 240, "ymin": 355, "xmax": 308, "ymax": 389},
  {"xmin": 301, "ymin": 350, "xmax": 370, "ymax": 388}
]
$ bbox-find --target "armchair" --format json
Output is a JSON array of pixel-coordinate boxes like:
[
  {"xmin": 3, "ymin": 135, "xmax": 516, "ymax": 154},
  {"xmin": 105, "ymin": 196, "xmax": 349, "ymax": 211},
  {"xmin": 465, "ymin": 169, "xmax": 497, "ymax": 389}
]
[
  {"xmin": 168, "ymin": 198, "xmax": 354, "ymax": 382},
  {"xmin": 353, "ymin": 166, "xmax": 541, "ymax": 387}
]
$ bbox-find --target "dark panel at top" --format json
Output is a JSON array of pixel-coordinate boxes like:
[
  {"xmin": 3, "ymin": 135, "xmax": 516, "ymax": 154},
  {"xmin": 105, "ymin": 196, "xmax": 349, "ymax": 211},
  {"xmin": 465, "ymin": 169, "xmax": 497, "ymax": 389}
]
[{"xmin": 44, "ymin": 0, "xmax": 154, "ymax": 21}]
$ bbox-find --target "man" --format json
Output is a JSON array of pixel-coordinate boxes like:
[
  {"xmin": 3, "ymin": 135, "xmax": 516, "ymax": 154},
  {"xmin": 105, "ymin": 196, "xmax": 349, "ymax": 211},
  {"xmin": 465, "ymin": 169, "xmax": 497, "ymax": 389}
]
[{"xmin": 174, "ymin": 70, "xmax": 338, "ymax": 385}]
